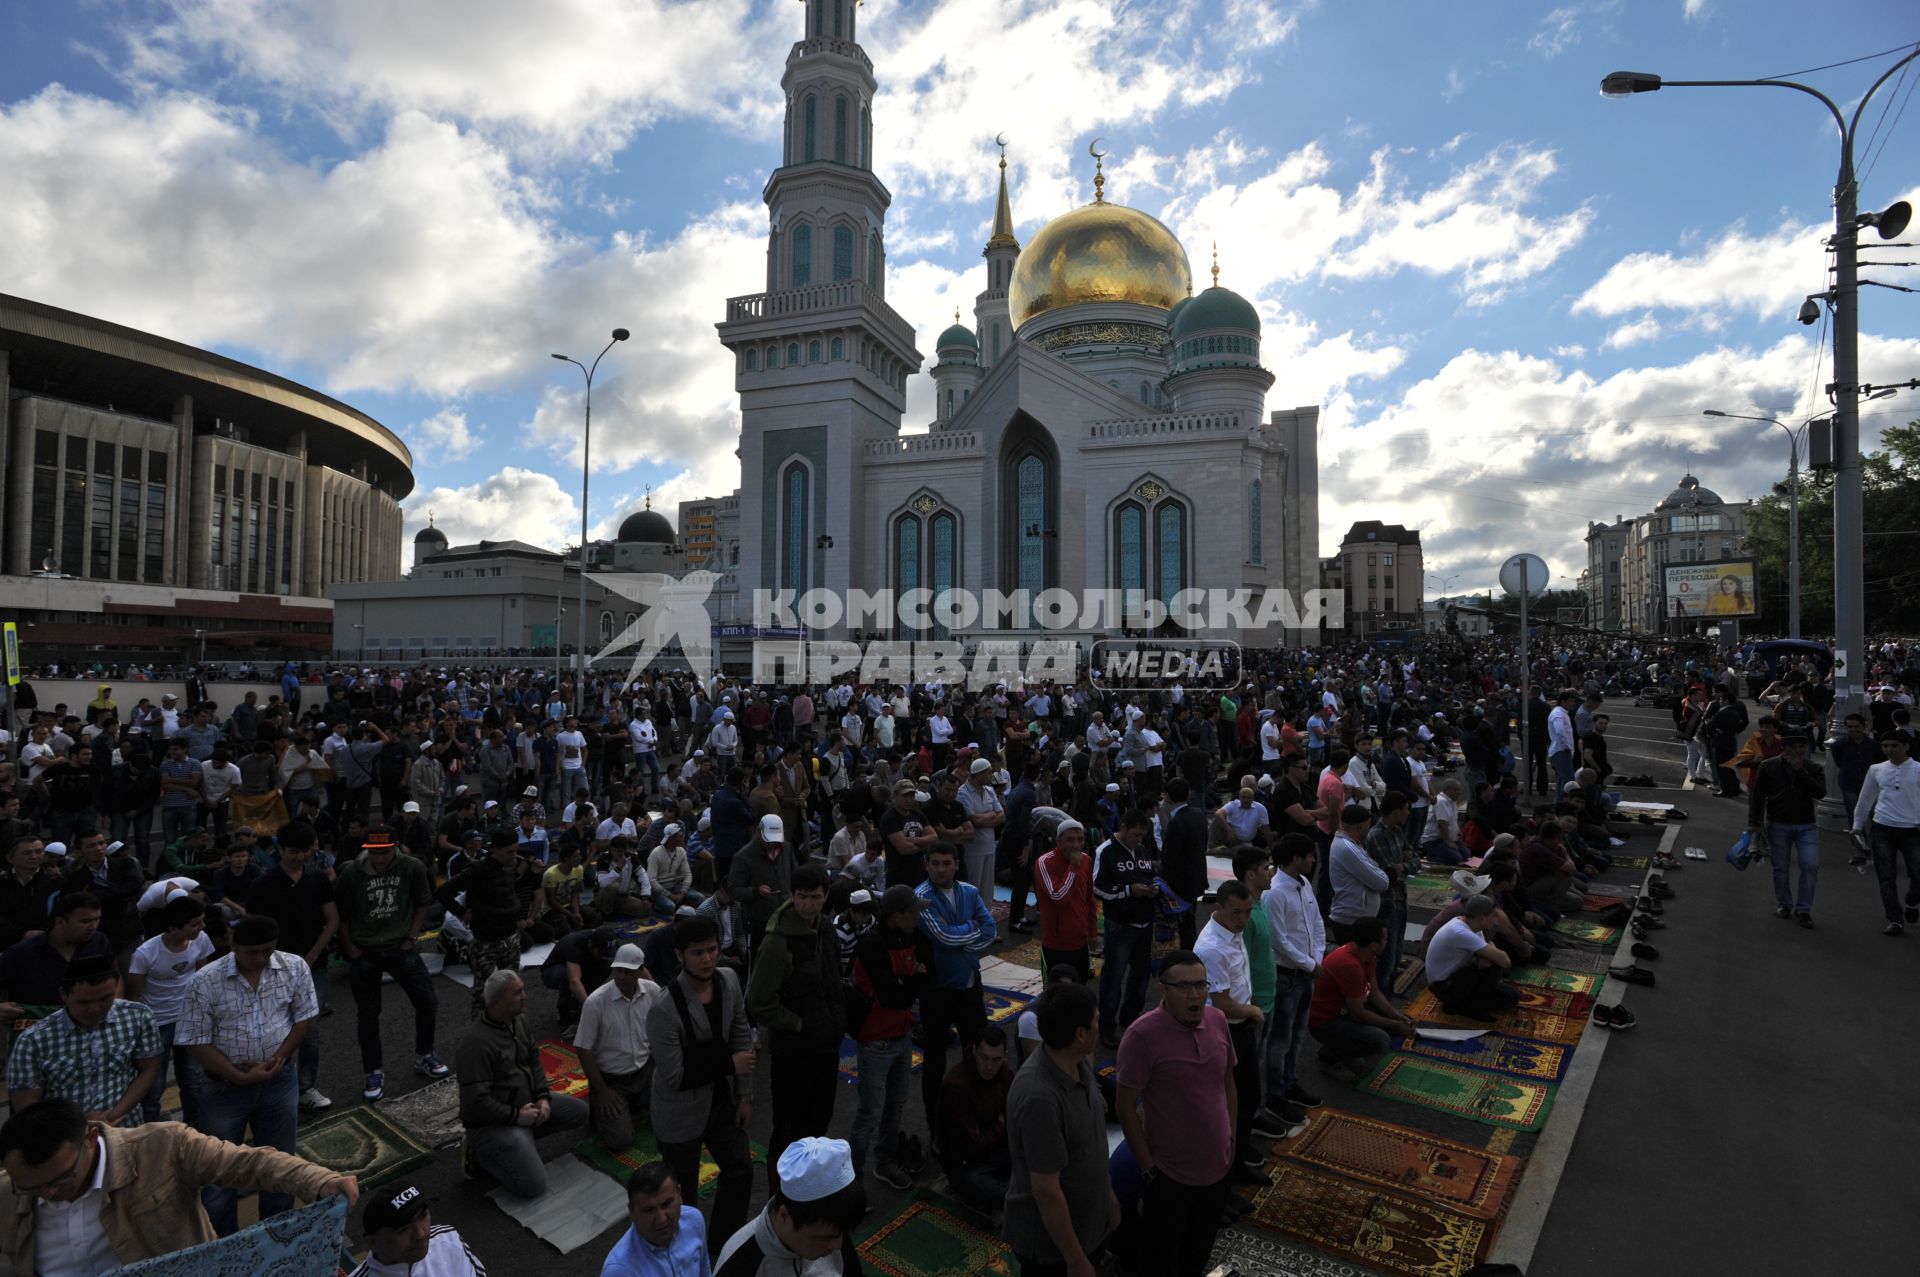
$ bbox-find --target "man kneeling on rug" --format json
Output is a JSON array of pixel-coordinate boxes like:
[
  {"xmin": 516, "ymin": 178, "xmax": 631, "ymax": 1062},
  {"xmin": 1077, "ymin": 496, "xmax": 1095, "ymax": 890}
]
[
  {"xmin": 0, "ymin": 1096, "xmax": 358, "ymax": 1275},
  {"xmin": 1422, "ymin": 897, "xmax": 1519, "ymax": 1023},
  {"xmin": 715, "ymin": 1136, "xmax": 866, "ymax": 1276},
  {"xmin": 1308, "ymin": 916, "xmax": 1414, "ymax": 1082},
  {"xmin": 456, "ymin": 969, "xmax": 588, "ymax": 1196}
]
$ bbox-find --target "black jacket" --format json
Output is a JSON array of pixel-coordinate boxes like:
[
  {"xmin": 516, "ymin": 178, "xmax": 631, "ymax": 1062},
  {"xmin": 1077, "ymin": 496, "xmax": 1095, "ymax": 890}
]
[
  {"xmin": 1160, "ymin": 804, "xmax": 1209, "ymax": 902},
  {"xmin": 1092, "ymin": 834, "xmax": 1158, "ymax": 927}
]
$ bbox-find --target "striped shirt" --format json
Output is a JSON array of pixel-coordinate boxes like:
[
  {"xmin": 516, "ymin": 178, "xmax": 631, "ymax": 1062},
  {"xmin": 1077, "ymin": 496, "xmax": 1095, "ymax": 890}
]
[
  {"xmin": 5, "ymin": 1000, "xmax": 162, "ymax": 1125},
  {"xmin": 175, "ymin": 950, "xmax": 319, "ymax": 1065}
]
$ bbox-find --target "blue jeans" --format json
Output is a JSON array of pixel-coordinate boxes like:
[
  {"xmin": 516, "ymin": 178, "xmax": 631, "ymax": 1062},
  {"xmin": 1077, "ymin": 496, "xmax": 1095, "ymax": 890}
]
[
  {"xmin": 848, "ymin": 1034, "xmax": 912, "ymax": 1173},
  {"xmin": 1871, "ymin": 822, "xmax": 1920, "ymax": 923},
  {"xmin": 1097, "ymin": 921, "xmax": 1153, "ymax": 1036},
  {"xmin": 1265, "ymin": 967, "xmax": 1314, "ymax": 1106},
  {"xmin": 1768, "ymin": 821, "xmax": 1822, "ymax": 914},
  {"xmin": 299, "ymin": 962, "xmax": 326, "ymax": 1091},
  {"xmin": 1550, "ymin": 750, "xmax": 1576, "ymax": 795},
  {"xmin": 139, "ymin": 1021, "xmax": 203, "ymax": 1125},
  {"xmin": 197, "ymin": 1066, "xmax": 299, "ymax": 1236},
  {"xmin": 161, "ymin": 805, "xmax": 197, "ymax": 848}
]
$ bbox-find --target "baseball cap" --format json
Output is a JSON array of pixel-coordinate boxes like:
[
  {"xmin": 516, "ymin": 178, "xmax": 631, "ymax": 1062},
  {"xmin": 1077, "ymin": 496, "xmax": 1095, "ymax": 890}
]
[
  {"xmin": 760, "ymin": 814, "xmax": 785, "ymax": 842},
  {"xmin": 402, "ymin": 801, "xmax": 421, "ymax": 814},
  {"xmin": 1450, "ymin": 869, "xmax": 1492, "ymax": 896},
  {"xmin": 661, "ymin": 823, "xmax": 684, "ymax": 840},
  {"xmin": 848, "ymin": 888, "xmax": 874, "ymax": 906},
  {"xmin": 364, "ymin": 1184, "xmax": 431, "ymax": 1233},
  {"xmin": 610, "ymin": 944, "xmax": 646, "ymax": 971},
  {"xmin": 524, "ymin": 785, "xmax": 540, "ymax": 797}
]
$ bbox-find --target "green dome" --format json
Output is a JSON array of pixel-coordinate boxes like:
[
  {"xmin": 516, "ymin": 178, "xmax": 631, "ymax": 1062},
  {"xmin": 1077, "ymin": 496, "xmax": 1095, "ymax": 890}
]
[
  {"xmin": 936, "ymin": 322, "xmax": 978, "ymax": 350},
  {"xmin": 1170, "ymin": 286, "xmax": 1259, "ymax": 341},
  {"xmin": 1167, "ymin": 295, "xmax": 1193, "ymax": 331}
]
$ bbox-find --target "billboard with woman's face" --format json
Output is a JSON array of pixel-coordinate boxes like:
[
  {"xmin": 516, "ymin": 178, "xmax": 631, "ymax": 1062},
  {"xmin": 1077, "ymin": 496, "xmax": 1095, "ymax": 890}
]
[{"xmin": 1664, "ymin": 560, "xmax": 1757, "ymax": 618}]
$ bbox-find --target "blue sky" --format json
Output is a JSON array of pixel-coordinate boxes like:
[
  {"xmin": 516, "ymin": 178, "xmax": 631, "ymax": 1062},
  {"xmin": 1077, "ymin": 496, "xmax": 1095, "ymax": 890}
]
[{"xmin": 3, "ymin": 0, "xmax": 1917, "ymax": 594}]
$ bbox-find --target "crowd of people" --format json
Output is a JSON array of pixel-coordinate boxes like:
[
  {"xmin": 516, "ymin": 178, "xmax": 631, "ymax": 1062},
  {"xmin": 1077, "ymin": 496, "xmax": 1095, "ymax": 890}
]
[{"xmin": 0, "ymin": 630, "xmax": 1909, "ymax": 1276}]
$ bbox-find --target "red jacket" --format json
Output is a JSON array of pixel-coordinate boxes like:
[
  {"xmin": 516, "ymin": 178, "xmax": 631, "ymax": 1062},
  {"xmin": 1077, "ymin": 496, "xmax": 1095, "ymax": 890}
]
[{"xmin": 1034, "ymin": 848, "xmax": 1097, "ymax": 951}]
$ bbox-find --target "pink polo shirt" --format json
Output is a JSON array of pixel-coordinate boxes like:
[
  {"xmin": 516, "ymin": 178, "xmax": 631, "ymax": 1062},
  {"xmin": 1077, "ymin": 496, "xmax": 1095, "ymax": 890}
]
[{"xmin": 1114, "ymin": 1004, "xmax": 1236, "ymax": 1185}]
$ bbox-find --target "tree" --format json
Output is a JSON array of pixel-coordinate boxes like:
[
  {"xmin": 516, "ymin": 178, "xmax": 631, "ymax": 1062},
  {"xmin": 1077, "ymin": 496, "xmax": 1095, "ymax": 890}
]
[{"xmin": 1744, "ymin": 420, "xmax": 1920, "ymax": 636}]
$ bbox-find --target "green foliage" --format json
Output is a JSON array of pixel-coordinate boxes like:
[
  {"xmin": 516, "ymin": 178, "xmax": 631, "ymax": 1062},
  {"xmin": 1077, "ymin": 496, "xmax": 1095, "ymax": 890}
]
[{"xmin": 1745, "ymin": 421, "xmax": 1920, "ymax": 636}]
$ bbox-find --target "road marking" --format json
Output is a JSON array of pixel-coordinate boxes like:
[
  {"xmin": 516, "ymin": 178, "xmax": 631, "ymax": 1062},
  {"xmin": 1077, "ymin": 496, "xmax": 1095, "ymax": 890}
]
[{"xmin": 1485, "ymin": 821, "xmax": 1679, "ymax": 1272}]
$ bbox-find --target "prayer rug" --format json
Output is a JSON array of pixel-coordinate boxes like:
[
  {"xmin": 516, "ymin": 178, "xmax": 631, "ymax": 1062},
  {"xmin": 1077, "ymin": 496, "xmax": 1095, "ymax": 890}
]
[
  {"xmin": 1513, "ymin": 987, "xmax": 1594, "ymax": 1018},
  {"xmin": 1209, "ymin": 1226, "xmax": 1375, "ymax": 1277},
  {"xmin": 1544, "ymin": 947, "xmax": 1613, "ymax": 974},
  {"xmin": 611, "ymin": 916, "xmax": 668, "ymax": 945},
  {"xmin": 857, "ymin": 1190, "xmax": 1016, "ymax": 1277},
  {"xmin": 1579, "ymin": 892, "xmax": 1626, "ymax": 913},
  {"xmin": 1484, "ymin": 1129, "xmax": 1517, "ymax": 1155},
  {"xmin": 538, "ymin": 1038, "xmax": 593, "ymax": 1097},
  {"xmin": 107, "ymin": 1195, "xmax": 347, "ymax": 1277},
  {"xmin": 1405, "ymin": 992, "xmax": 1589, "ymax": 1046},
  {"xmin": 982, "ymin": 986, "xmax": 1032, "ymax": 1024},
  {"xmin": 487, "ymin": 1153, "xmax": 630, "ymax": 1254},
  {"xmin": 1243, "ymin": 1162, "xmax": 1488, "ymax": 1277},
  {"xmin": 995, "ymin": 935, "xmax": 1047, "ymax": 970},
  {"xmin": 1406, "ymin": 879, "xmax": 1458, "ymax": 912},
  {"xmin": 295, "ymin": 1105, "xmax": 434, "ymax": 1189},
  {"xmin": 1508, "ymin": 967, "xmax": 1605, "ymax": 997},
  {"xmin": 1280, "ymin": 1110, "xmax": 1523, "ymax": 1221},
  {"xmin": 1396, "ymin": 1032, "xmax": 1570, "ymax": 1083},
  {"xmin": 838, "ymin": 1036, "xmax": 925, "ymax": 1084},
  {"xmin": 380, "ymin": 1077, "xmax": 463, "ymax": 1149},
  {"xmin": 577, "ymin": 1128, "xmax": 765, "ymax": 1195},
  {"xmin": 1393, "ymin": 957, "xmax": 1426, "ymax": 997},
  {"xmin": 1610, "ymin": 854, "xmax": 1651, "ymax": 869},
  {"xmin": 1549, "ymin": 918, "xmax": 1619, "ymax": 945},
  {"xmin": 1580, "ymin": 882, "xmax": 1637, "ymax": 899},
  {"xmin": 1357, "ymin": 1055, "xmax": 1557, "ymax": 1132}
]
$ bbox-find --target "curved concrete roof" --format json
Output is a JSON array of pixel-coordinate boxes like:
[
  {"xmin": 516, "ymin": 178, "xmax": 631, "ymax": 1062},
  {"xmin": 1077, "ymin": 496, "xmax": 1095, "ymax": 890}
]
[{"xmin": 0, "ymin": 293, "xmax": 413, "ymax": 497}]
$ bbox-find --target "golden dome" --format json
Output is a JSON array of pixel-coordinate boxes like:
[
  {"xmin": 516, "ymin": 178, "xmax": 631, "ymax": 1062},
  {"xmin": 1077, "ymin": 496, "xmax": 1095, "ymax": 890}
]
[{"xmin": 1008, "ymin": 201, "xmax": 1194, "ymax": 330}]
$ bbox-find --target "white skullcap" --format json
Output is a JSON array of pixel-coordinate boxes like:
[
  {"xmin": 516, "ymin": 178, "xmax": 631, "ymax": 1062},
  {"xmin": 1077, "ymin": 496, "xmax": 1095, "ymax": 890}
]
[{"xmin": 775, "ymin": 1136, "xmax": 855, "ymax": 1202}]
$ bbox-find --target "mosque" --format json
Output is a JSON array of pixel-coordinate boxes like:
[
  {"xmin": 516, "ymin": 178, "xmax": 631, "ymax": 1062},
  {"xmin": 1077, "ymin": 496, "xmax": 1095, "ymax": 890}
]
[{"xmin": 674, "ymin": 0, "xmax": 1321, "ymax": 648}]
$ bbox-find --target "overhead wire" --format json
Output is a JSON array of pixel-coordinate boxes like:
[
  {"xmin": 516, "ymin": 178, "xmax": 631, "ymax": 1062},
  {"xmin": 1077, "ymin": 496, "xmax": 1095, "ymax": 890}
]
[
  {"xmin": 1763, "ymin": 43, "xmax": 1920, "ymax": 82},
  {"xmin": 1858, "ymin": 51, "xmax": 1919, "ymax": 188}
]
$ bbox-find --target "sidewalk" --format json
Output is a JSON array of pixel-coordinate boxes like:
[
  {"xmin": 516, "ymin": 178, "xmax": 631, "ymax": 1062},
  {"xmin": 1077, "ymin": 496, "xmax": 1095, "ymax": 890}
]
[{"xmin": 1527, "ymin": 771, "xmax": 1919, "ymax": 1275}]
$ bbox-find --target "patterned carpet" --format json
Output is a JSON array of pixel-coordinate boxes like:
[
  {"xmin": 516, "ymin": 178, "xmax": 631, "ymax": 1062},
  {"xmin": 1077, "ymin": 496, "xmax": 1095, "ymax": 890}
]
[
  {"xmin": 1279, "ymin": 1110, "xmax": 1523, "ymax": 1221},
  {"xmin": 295, "ymin": 1105, "xmax": 435, "ymax": 1189},
  {"xmin": 380, "ymin": 1077, "xmax": 463, "ymax": 1149},
  {"xmin": 856, "ymin": 1190, "xmax": 1015, "ymax": 1277},
  {"xmin": 1357, "ymin": 1055, "xmax": 1557, "ymax": 1132},
  {"xmin": 1243, "ymin": 1162, "xmax": 1490, "ymax": 1277}
]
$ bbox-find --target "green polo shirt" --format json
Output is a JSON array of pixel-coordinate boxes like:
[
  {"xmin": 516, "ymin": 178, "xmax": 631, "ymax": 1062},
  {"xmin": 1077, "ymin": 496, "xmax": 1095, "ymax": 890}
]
[{"xmin": 1243, "ymin": 900, "xmax": 1277, "ymax": 1015}]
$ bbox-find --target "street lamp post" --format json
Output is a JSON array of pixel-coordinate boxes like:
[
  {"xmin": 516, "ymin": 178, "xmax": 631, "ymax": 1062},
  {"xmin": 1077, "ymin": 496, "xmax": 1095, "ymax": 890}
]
[
  {"xmin": 1602, "ymin": 51, "xmax": 1920, "ymax": 717},
  {"xmin": 552, "ymin": 328, "xmax": 631, "ymax": 717},
  {"xmin": 1704, "ymin": 410, "xmax": 1812, "ymax": 639}
]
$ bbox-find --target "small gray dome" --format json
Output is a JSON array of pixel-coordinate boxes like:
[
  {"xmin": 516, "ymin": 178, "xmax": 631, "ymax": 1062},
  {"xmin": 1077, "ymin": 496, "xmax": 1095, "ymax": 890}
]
[
  {"xmin": 618, "ymin": 509, "xmax": 675, "ymax": 544},
  {"xmin": 1655, "ymin": 475, "xmax": 1723, "ymax": 510}
]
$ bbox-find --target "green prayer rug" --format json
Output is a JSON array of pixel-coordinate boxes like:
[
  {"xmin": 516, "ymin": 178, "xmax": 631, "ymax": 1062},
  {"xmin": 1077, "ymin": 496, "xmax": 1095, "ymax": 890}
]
[
  {"xmin": 1549, "ymin": 917, "xmax": 1619, "ymax": 945},
  {"xmin": 1509, "ymin": 966, "xmax": 1606, "ymax": 998},
  {"xmin": 858, "ymin": 1190, "xmax": 1016, "ymax": 1277},
  {"xmin": 1359, "ymin": 1054, "xmax": 1557, "ymax": 1132},
  {"xmin": 1397, "ymin": 1030, "xmax": 1571, "ymax": 1082},
  {"xmin": 576, "ymin": 1127, "xmax": 766, "ymax": 1194},
  {"xmin": 296, "ymin": 1105, "xmax": 434, "ymax": 1189}
]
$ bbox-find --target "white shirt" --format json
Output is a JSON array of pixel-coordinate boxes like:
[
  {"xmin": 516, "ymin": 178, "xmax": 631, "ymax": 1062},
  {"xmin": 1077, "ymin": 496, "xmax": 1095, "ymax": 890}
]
[
  {"xmin": 575, "ymin": 977, "xmax": 661, "ymax": 1075},
  {"xmin": 1220, "ymin": 800, "xmax": 1269, "ymax": 843},
  {"xmin": 1194, "ymin": 916, "xmax": 1252, "ymax": 1015},
  {"xmin": 1426, "ymin": 916, "xmax": 1487, "ymax": 983},
  {"xmin": 1262, "ymin": 870, "xmax": 1326, "ymax": 973},
  {"xmin": 129, "ymin": 931, "xmax": 216, "ymax": 1025},
  {"xmin": 34, "ymin": 1130, "xmax": 115, "ymax": 1277},
  {"xmin": 596, "ymin": 817, "xmax": 639, "ymax": 844},
  {"xmin": 930, "ymin": 714, "xmax": 953, "ymax": 744},
  {"xmin": 1408, "ymin": 758, "xmax": 1432, "ymax": 809},
  {"xmin": 1141, "ymin": 729, "xmax": 1164, "ymax": 769},
  {"xmin": 1855, "ymin": 757, "xmax": 1920, "ymax": 831},
  {"xmin": 628, "ymin": 719, "xmax": 658, "ymax": 752},
  {"xmin": 1430, "ymin": 793, "xmax": 1458, "ymax": 842},
  {"xmin": 1547, "ymin": 706, "xmax": 1575, "ymax": 756},
  {"xmin": 1260, "ymin": 719, "xmax": 1282, "ymax": 761},
  {"xmin": 556, "ymin": 729, "xmax": 588, "ymax": 770},
  {"xmin": 200, "ymin": 759, "xmax": 242, "ymax": 804}
]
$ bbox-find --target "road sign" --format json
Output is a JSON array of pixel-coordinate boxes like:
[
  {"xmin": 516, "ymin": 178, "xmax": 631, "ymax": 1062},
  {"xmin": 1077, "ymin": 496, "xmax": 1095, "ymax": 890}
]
[
  {"xmin": 1499, "ymin": 553, "xmax": 1550, "ymax": 598},
  {"xmin": 2, "ymin": 622, "xmax": 17, "ymax": 686}
]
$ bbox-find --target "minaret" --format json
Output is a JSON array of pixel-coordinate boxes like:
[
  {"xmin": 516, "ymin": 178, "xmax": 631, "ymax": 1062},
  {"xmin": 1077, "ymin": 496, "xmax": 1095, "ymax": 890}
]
[
  {"xmin": 974, "ymin": 138, "xmax": 1019, "ymax": 368},
  {"xmin": 931, "ymin": 309, "xmax": 983, "ymax": 425},
  {"xmin": 715, "ymin": 0, "xmax": 922, "ymax": 616}
]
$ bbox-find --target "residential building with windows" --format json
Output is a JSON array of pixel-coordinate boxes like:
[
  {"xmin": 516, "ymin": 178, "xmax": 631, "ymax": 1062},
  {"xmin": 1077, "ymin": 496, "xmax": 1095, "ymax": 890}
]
[
  {"xmin": 1600, "ymin": 475, "xmax": 1751, "ymax": 634},
  {"xmin": 1337, "ymin": 522, "xmax": 1423, "ymax": 635}
]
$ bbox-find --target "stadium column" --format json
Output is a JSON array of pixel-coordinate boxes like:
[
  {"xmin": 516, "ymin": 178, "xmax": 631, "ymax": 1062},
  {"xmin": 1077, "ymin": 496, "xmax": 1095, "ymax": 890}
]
[{"xmin": 176, "ymin": 395, "xmax": 202, "ymax": 589}]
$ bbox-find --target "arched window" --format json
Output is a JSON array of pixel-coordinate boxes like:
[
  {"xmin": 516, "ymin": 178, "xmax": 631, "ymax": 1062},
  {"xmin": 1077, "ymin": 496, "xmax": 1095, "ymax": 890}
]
[
  {"xmin": 1116, "ymin": 503, "xmax": 1145, "ymax": 598},
  {"xmin": 803, "ymin": 95, "xmax": 817, "ymax": 162},
  {"xmin": 599, "ymin": 610, "xmax": 615, "ymax": 644},
  {"xmin": 992, "ymin": 323, "xmax": 1002, "ymax": 362},
  {"xmin": 787, "ymin": 341, "xmax": 801, "ymax": 366},
  {"xmin": 745, "ymin": 348, "xmax": 758, "ymax": 371},
  {"xmin": 1153, "ymin": 385, "xmax": 1165, "ymax": 407},
  {"xmin": 832, "ymin": 0, "xmax": 842, "ymax": 37},
  {"xmin": 1156, "ymin": 502, "xmax": 1186, "ymax": 607},
  {"xmin": 808, "ymin": 340, "xmax": 822, "ymax": 363},
  {"xmin": 1138, "ymin": 381, "xmax": 1151, "ymax": 403},
  {"xmin": 1249, "ymin": 480, "xmax": 1263, "ymax": 564},
  {"xmin": 830, "ymin": 337, "xmax": 844, "ymax": 360},
  {"xmin": 930, "ymin": 511, "xmax": 957, "ymax": 642},
  {"xmin": 1015, "ymin": 453, "xmax": 1047, "ymax": 598},
  {"xmin": 792, "ymin": 223, "xmax": 812, "ymax": 286},
  {"xmin": 868, "ymin": 232, "xmax": 882, "ymax": 291},
  {"xmin": 765, "ymin": 344, "xmax": 779, "ymax": 368},
  {"xmin": 624, "ymin": 612, "xmax": 638, "ymax": 636},
  {"xmin": 834, "ymin": 96, "xmax": 848, "ymax": 163},
  {"xmin": 780, "ymin": 461, "xmax": 810, "ymax": 593},
  {"xmin": 832, "ymin": 225, "xmax": 854, "ymax": 280},
  {"xmin": 893, "ymin": 515, "xmax": 919, "ymax": 640},
  {"xmin": 945, "ymin": 388, "xmax": 954, "ymax": 417}
]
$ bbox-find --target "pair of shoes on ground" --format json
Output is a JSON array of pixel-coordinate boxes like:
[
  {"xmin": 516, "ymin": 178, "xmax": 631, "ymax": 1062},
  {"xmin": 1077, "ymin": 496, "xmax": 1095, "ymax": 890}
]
[
  {"xmin": 362, "ymin": 1054, "xmax": 451, "ymax": 1102},
  {"xmin": 1592, "ymin": 1004, "xmax": 1636, "ymax": 1030},
  {"xmin": 1773, "ymin": 906, "xmax": 1814, "ymax": 928},
  {"xmin": 1609, "ymin": 964, "xmax": 1655, "ymax": 986},
  {"xmin": 870, "ymin": 1157, "xmax": 913, "ymax": 1191}
]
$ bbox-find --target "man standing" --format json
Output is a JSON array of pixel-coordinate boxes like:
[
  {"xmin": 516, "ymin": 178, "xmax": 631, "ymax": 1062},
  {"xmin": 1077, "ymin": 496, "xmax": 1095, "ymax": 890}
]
[
  {"xmin": 1365, "ymin": 792, "xmax": 1414, "ymax": 992},
  {"xmin": 648, "ymin": 916, "xmax": 756, "ymax": 1254},
  {"xmin": 439, "ymin": 829, "xmax": 543, "ymax": 1019},
  {"xmin": 1547, "ymin": 691, "xmax": 1579, "ymax": 796},
  {"xmin": 1033, "ymin": 819, "xmax": 1097, "ymax": 983},
  {"xmin": 1327, "ymin": 804, "xmax": 1386, "ymax": 945},
  {"xmin": 915, "ymin": 843, "xmax": 997, "ymax": 1130},
  {"xmin": 1004, "ymin": 982, "xmax": 1118, "ymax": 1277},
  {"xmin": 600, "ymin": 1163, "xmax": 711, "ymax": 1277},
  {"xmin": 1159, "ymin": 780, "xmax": 1208, "ymax": 949},
  {"xmin": 747, "ymin": 863, "xmax": 846, "ymax": 1191},
  {"xmin": 848, "ymin": 886, "xmax": 930, "ymax": 1189},
  {"xmin": 0, "ymin": 891, "xmax": 113, "ymax": 1007},
  {"xmin": 1308, "ymin": 916, "xmax": 1413, "ymax": 1081},
  {"xmin": 6, "ymin": 955, "xmax": 164, "ymax": 1128},
  {"xmin": 176, "ymin": 913, "xmax": 320, "ymax": 1235},
  {"xmin": 1749, "ymin": 732, "xmax": 1829, "ymax": 927},
  {"xmin": 336, "ymin": 829, "xmax": 446, "ymax": 1101},
  {"xmin": 1261, "ymin": 833, "xmax": 1322, "ymax": 1125},
  {"xmin": 576, "ymin": 944, "xmax": 661, "ymax": 1152},
  {"xmin": 455, "ymin": 970, "xmax": 589, "ymax": 1198},
  {"xmin": 1114, "ymin": 951, "xmax": 1237, "ymax": 1277},
  {"xmin": 729, "ymin": 815, "xmax": 793, "ymax": 966},
  {"xmin": 1854, "ymin": 731, "xmax": 1920, "ymax": 936},
  {"xmin": 878, "ymin": 781, "xmax": 937, "ymax": 892},
  {"xmin": 1192, "ymin": 882, "xmax": 1271, "ymax": 1186},
  {"xmin": 1091, "ymin": 810, "xmax": 1158, "ymax": 1049},
  {"xmin": 957, "ymin": 759, "xmax": 1006, "ymax": 898},
  {"xmin": 247, "ymin": 822, "xmax": 340, "ymax": 1112}
]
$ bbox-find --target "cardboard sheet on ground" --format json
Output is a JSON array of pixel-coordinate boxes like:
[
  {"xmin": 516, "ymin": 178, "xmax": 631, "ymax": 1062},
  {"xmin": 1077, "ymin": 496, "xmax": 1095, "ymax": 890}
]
[
  {"xmin": 1413, "ymin": 1027, "xmax": 1487, "ymax": 1042},
  {"xmin": 440, "ymin": 943, "xmax": 554, "ymax": 989}
]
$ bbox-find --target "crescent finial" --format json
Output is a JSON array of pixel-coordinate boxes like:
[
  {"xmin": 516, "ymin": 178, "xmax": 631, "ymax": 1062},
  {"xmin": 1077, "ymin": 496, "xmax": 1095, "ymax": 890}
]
[
  {"xmin": 1088, "ymin": 137, "xmax": 1106, "ymax": 160},
  {"xmin": 996, "ymin": 131, "xmax": 1008, "ymax": 149}
]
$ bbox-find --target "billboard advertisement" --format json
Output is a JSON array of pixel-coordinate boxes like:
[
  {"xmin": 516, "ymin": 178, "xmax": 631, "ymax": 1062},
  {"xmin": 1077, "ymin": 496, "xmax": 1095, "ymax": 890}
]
[{"xmin": 1663, "ymin": 560, "xmax": 1757, "ymax": 619}]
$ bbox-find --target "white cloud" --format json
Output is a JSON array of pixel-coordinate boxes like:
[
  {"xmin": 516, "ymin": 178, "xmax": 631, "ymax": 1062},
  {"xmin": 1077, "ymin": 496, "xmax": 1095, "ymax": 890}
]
[
  {"xmin": 1442, "ymin": 70, "xmax": 1468, "ymax": 103},
  {"xmin": 403, "ymin": 467, "xmax": 581, "ymax": 558},
  {"xmin": 117, "ymin": 0, "xmax": 792, "ymax": 160},
  {"xmin": 1528, "ymin": 7, "xmax": 1580, "ymax": 58},
  {"xmin": 409, "ymin": 408, "xmax": 482, "ymax": 460},
  {"xmin": 1602, "ymin": 315, "xmax": 1664, "ymax": 348},
  {"xmin": 1682, "ymin": 0, "xmax": 1710, "ymax": 22},
  {"xmin": 1573, "ymin": 215, "xmax": 1827, "ymax": 321}
]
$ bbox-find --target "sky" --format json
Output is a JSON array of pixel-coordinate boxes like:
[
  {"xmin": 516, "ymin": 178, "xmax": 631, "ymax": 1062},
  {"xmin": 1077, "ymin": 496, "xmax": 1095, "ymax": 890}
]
[{"xmin": 3, "ymin": 0, "xmax": 1918, "ymax": 597}]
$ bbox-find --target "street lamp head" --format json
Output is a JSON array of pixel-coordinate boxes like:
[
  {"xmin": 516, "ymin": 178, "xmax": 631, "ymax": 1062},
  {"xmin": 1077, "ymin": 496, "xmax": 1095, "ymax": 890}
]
[
  {"xmin": 1600, "ymin": 71, "xmax": 1662, "ymax": 97},
  {"xmin": 1703, "ymin": 409, "xmax": 1729, "ymax": 418},
  {"xmin": 550, "ymin": 353, "xmax": 568, "ymax": 361},
  {"xmin": 611, "ymin": 328, "xmax": 631, "ymax": 342}
]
